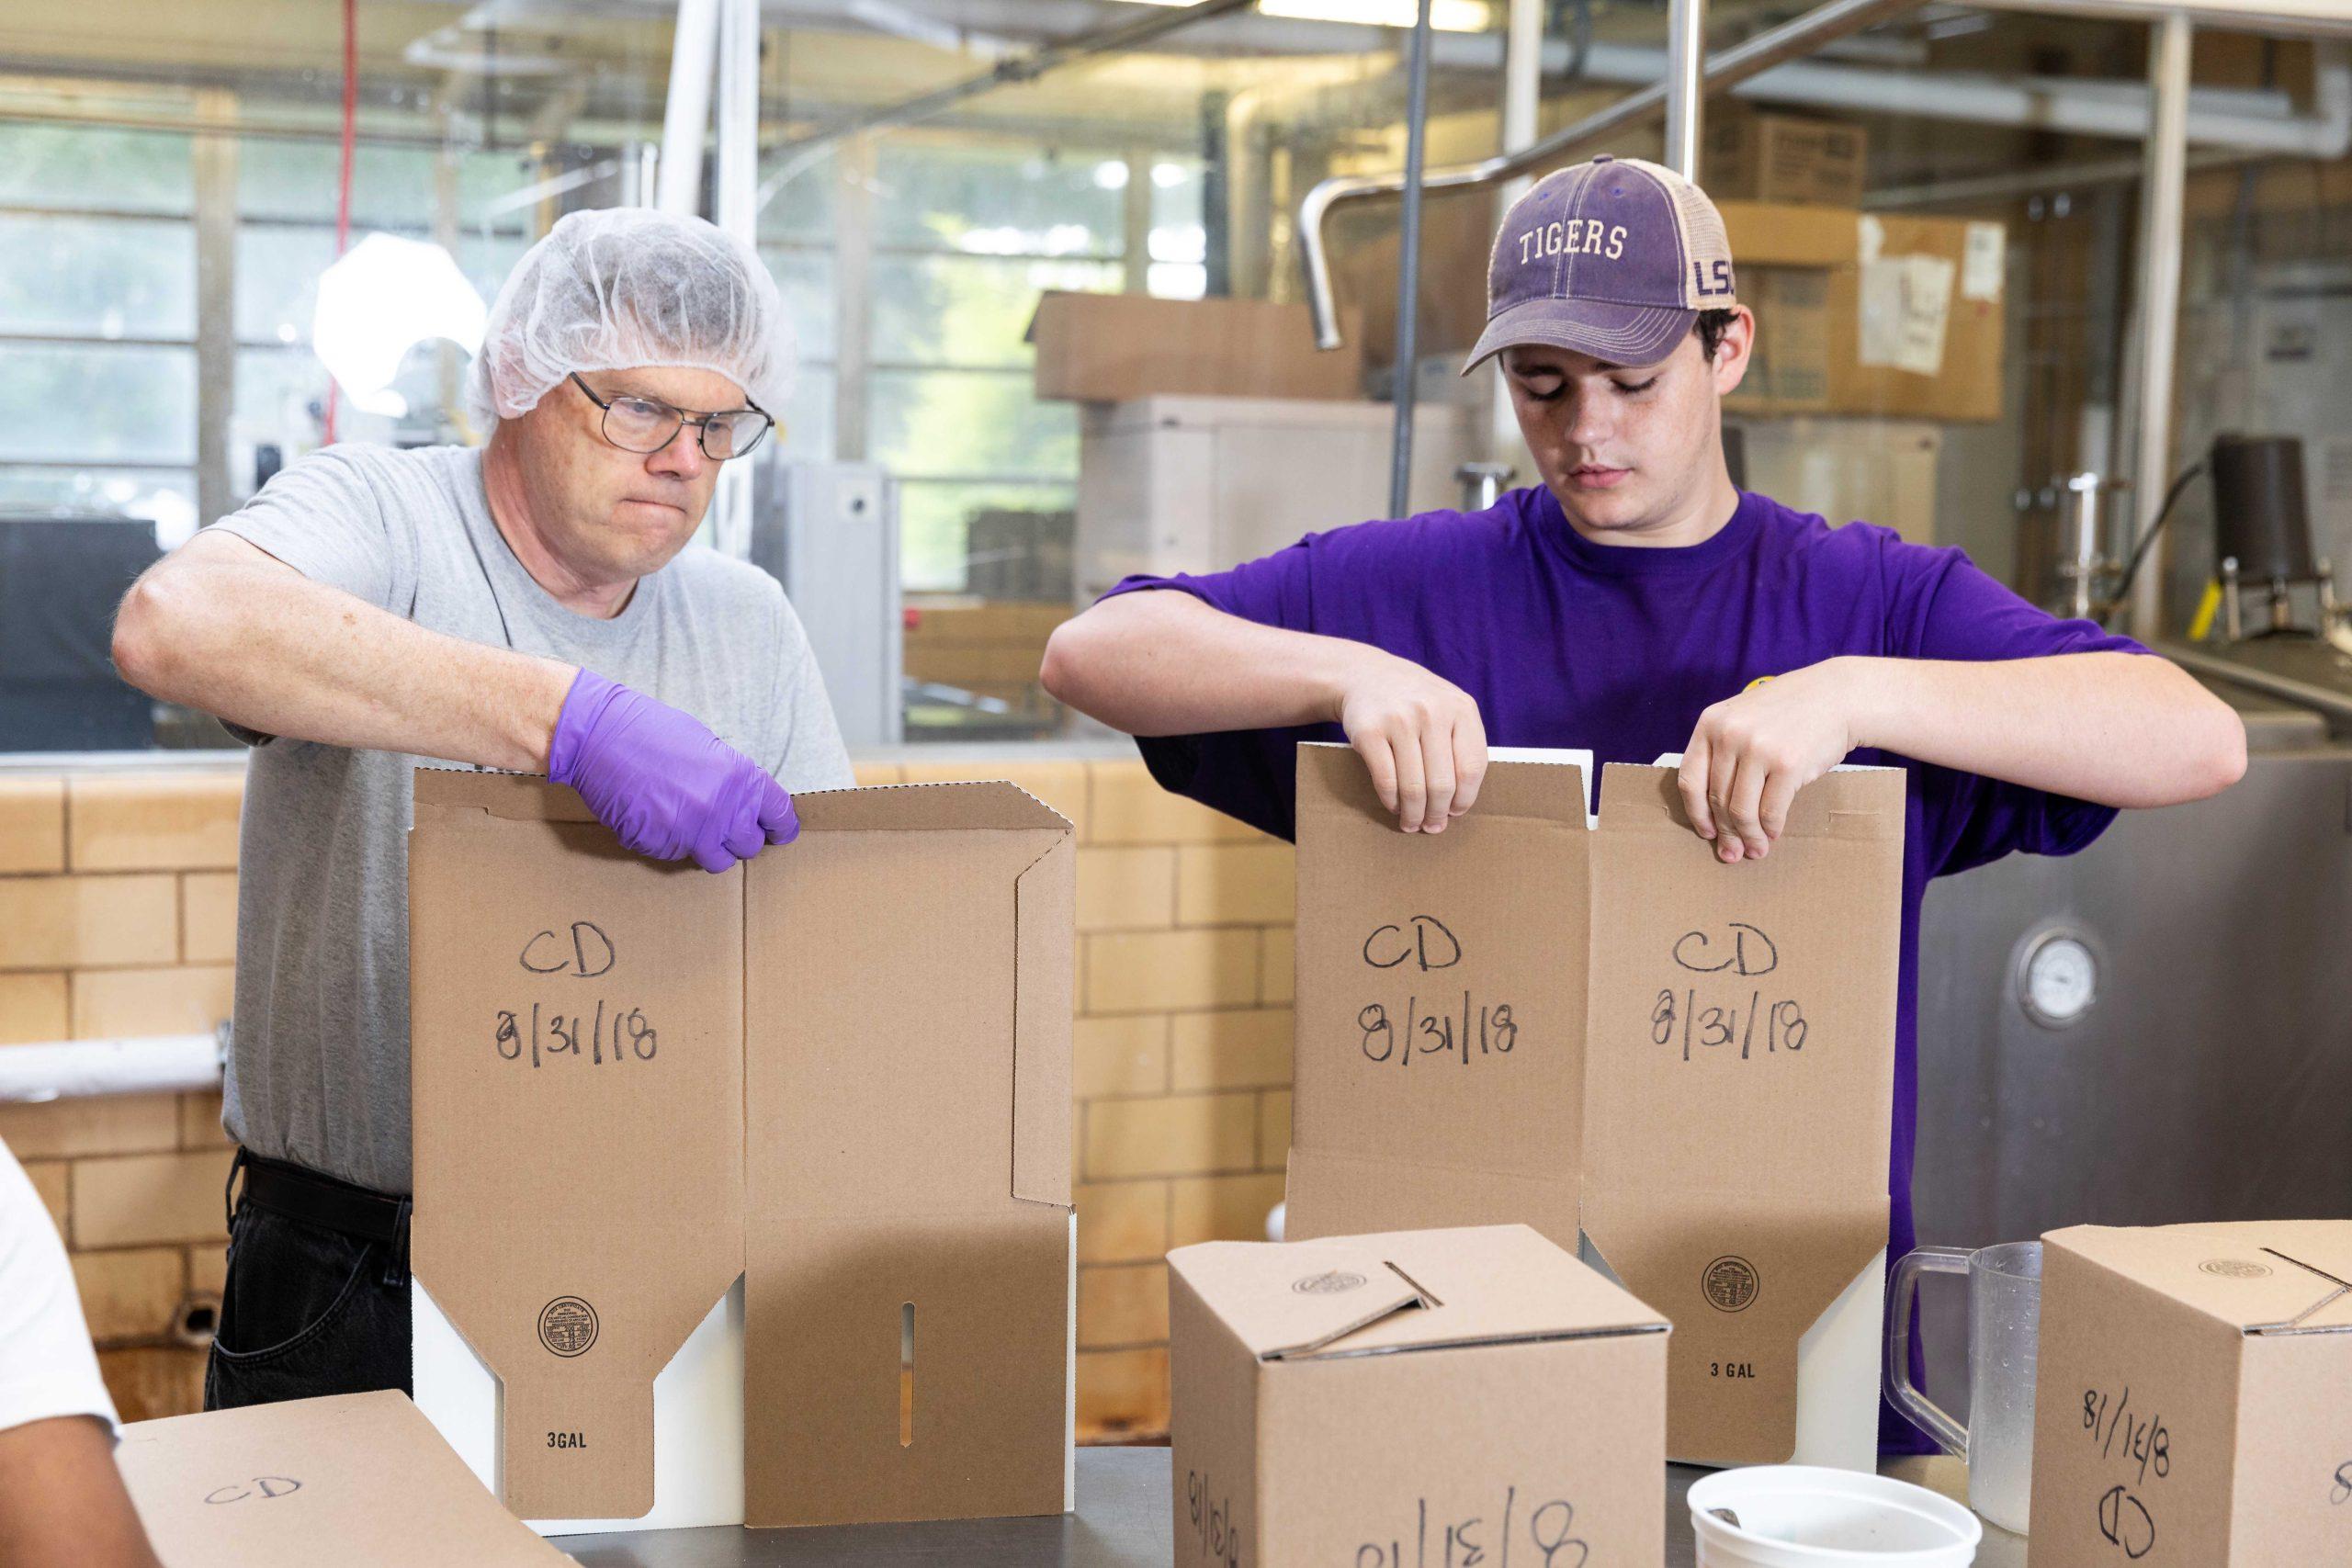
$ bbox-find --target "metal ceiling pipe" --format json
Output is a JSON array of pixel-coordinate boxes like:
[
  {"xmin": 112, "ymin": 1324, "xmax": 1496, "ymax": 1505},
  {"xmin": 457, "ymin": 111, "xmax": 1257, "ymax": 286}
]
[
  {"xmin": 656, "ymin": 0, "xmax": 721, "ymax": 215},
  {"xmin": 2128, "ymin": 10, "xmax": 2192, "ymax": 640},
  {"xmin": 1664, "ymin": 0, "xmax": 1710, "ymax": 178},
  {"xmin": 1299, "ymin": 0, "xmax": 1927, "ymax": 349},
  {"xmin": 1389, "ymin": 0, "xmax": 1437, "ymax": 521}
]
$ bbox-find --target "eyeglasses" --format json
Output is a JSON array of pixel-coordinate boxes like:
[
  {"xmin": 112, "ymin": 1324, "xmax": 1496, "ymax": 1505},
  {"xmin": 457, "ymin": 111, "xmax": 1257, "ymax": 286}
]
[{"xmin": 568, "ymin": 373, "xmax": 775, "ymax": 461}]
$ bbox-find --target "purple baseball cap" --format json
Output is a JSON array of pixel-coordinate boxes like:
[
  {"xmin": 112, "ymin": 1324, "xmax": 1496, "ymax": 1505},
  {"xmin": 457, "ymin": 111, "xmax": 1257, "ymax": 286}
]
[{"xmin": 1463, "ymin": 154, "xmax": 1739, "ymax": 375}]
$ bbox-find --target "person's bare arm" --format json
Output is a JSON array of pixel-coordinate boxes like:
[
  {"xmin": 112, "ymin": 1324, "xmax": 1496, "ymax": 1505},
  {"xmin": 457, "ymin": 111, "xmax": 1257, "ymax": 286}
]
[
  {"xmin": 113, "ymin": 529, "xmax": 575, "ymax": 771},
  {"xmin": 0, "ymin": 1416, "xmax": 162, "ymax": 1568},
  {"xmin": 1679, "ymin": 650, "xmax": 2246, "ymax": 863},
  {"xmin": 1042, "ymin": 589, "xmax": 1487, "ymax": 832}
]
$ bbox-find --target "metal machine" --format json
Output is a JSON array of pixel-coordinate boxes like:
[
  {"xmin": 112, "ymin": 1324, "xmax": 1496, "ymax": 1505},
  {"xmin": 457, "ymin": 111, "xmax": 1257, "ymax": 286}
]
[
  {"xmin": 1909, "ymin": 702, "xmax": 2352, "ymax": 1402},
  {"xmin": 747, "ymin": 458, "xmax": 903, "ymax": 749}
]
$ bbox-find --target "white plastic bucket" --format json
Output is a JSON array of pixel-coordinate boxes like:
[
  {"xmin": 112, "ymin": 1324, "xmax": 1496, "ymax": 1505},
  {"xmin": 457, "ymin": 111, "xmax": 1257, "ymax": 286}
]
[{"xmin": 1689, "ymin": 1466, "xmax": 1983, "ymax": 1567}]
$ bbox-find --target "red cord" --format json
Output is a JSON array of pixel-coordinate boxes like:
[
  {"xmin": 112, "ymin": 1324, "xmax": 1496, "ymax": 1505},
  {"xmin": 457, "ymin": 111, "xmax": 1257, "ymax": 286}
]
[{"xmin": 323, "ymin": 0, "xmax": 356, "ymax": 444}]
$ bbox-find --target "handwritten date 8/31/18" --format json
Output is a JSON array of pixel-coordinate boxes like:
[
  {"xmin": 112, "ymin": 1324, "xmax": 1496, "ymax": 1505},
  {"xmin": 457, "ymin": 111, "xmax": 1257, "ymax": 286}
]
[
  {"xmin": 1651, "ymin": 921, "xmax": 1808, "ymax": 1065},
  {"xmin": 1354, "ymin": 916, "xmax": 1520, "ymax": 1069},
  {"xmin": 492, "ymin": 920, "xmax": 659, "ymax": 1068}
]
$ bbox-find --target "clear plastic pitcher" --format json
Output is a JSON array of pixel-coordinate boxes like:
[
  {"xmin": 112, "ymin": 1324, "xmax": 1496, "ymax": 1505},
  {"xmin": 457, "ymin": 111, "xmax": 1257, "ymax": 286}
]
[{"xmin": 1885, "ymin": 1241, "xmax": 2041, "ymax": 1536}]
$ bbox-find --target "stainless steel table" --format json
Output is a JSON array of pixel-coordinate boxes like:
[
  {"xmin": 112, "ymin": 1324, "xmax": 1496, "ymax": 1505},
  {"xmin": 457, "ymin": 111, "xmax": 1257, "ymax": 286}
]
[{"xmin": 560, "ymin": 1450, "xmax": 2027, "ymax": 1566}]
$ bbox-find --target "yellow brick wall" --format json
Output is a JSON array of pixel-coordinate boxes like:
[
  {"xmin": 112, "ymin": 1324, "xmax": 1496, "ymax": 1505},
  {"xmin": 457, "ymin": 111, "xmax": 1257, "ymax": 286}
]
[
  {"xmin": 0, "ymin": 759, "xmax": 1295, "ymax": 1440},
  {"xmin": 0, "ymin": 773, "xmax": 240, "ymax": 1423}
]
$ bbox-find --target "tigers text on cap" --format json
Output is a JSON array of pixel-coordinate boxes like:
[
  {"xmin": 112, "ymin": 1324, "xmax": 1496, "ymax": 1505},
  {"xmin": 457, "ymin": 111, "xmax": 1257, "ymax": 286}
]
[{"xmin": 1463, "ymin": 154, "xmax": 1738, "ymax": 376}]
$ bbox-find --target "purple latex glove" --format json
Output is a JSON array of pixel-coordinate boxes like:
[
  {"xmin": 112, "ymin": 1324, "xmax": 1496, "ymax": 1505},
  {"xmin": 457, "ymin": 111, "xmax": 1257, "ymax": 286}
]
[{"xmin": 547, "ymin": 670, "xmax": 799, "ymax": 874}]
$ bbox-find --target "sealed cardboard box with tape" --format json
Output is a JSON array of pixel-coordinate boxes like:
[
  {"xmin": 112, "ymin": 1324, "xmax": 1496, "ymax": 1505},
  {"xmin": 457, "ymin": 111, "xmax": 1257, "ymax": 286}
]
[
  {"xmin": 1169, "ymin": 1224, "xmax": 1668, "ymax": 1567},
  {"xmin": 2028, "ymin": 1221, "xmax": 2352, "ymax": 1566},
  {"xmin": 407, "ymin": 771, "xmax": 1075, "ymax": 1534},
  {"xmin": 1286, "ymin": 743, "xmax": 1903, "ymax": 1470}
]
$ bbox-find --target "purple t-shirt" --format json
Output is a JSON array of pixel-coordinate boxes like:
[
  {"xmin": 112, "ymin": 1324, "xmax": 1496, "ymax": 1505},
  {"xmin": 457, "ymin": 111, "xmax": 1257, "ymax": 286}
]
[{"xmin": 1106, "ymin": 483, "xmax": 2145, "ymax": 1450}]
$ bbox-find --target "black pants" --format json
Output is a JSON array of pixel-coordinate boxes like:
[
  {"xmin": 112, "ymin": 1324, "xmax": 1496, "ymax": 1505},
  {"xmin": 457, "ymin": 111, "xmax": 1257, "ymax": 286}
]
[{"xmin": 204, "ymin": 1153, "xmax": 413, "ymax": 1411}]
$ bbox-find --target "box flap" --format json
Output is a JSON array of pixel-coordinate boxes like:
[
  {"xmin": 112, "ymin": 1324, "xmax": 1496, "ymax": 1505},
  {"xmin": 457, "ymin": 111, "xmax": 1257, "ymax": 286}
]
[
  {"xmin": 1582, "ymin": 761, "xmax": 1903, "ymax": 1203},
  {"xmin": 409, "ymin": 776, "xmax": 744, "ymax": 1521},
  {"xmin": 413, "ymin": 765, "xmax": 595, "ymax": 823},
  {"xmin": 1171, "ymin": 1224, "xmax": 1665, "ymax": 1362},
  {"xmin": 1168, "ymin": 1238, "xmax": 1429, "ymax": 1360},
  {"xmin": 1012, "ymin": 836, "xmax": 1075, "ymax": 1206},
  {"xmin": 741, "ymin": 803, "xmax": 1072, "ymax": 1220},
  {"xmin": 795, "ymin": 778, "xmax": 1072, "ymax": 835},
  {"xmin": 116, "ymin": 1393, "xmax": 572, "ymax": 1567},
  {"xmin": 1582, "ymin": 1189, "xmax": 1886, "ymax": 1465},
  {"xmin": 2046, "ymin": 1222, "xmax": 2352, "ymax": 1336},
  {"xmin": 740, "ymin": 789, "xmax": 1073, "ymax": 1528},
  {"xmin": 1286, "ymin": 747, "xmax": 1592, "ymax": 1245},
  {"xmin": 1582, "ymin": 761, "xmax": 1905, "ymax": 1463}
]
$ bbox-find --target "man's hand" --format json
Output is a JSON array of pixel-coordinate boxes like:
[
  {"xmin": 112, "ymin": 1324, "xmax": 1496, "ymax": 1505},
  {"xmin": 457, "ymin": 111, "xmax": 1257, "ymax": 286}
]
[
  {"xmin": 1335, "ymin": 649, "xmax": 1489, "ymax": 834},
  {"xmin": 548, "ymin": 671, "xmax": 799, "ymax": 873},
  {"xmin": 1678, "ymin": 660, "xmax": 1865, "ymax": 863}
]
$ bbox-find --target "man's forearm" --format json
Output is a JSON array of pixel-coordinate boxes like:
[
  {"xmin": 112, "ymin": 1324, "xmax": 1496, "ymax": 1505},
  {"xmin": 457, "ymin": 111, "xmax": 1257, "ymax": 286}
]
[
  {"xmin": 0, "ymin": 1417, "xmax": 162, "ymax": 1568},
  {"xmin": 1041, "ymin": 590, "xmax": 1371, "ymax": 737},
  {"xmin": 115, "ymin": 535, "xmax": 575, "ymax": 771},
  {"xmin": 1843, "ymin": 650, "xmax": 2245, "ymax": 808}
]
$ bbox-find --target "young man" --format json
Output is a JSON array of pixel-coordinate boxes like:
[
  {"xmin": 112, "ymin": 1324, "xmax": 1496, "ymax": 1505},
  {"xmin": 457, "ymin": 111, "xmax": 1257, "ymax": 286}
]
[
  {"xmin": 112, "ymin": 208, "xmax": 853, "ymax": 1411},
  {"xmin": 1042, "ymin": 155, "xmax": 2245, "ymax": 1450}
]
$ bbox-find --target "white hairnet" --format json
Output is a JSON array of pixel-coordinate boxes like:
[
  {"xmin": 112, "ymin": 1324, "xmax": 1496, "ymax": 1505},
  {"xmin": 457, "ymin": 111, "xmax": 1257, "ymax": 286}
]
[{"xmin": 464, "ymin": 208, "xmax": 793, "ymax": 428}]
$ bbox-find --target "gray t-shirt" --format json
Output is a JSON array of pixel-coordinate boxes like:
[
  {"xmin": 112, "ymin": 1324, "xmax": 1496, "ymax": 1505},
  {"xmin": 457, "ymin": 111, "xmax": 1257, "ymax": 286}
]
[{"xmin": 211, "ymin": 443, "xmax": 853, "ymax": 1193}]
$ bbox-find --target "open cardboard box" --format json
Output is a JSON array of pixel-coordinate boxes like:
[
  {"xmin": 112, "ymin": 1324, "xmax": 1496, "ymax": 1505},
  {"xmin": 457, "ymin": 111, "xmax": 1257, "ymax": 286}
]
[
  {"xmin": 1285, "ymin": 743, "xmax": 1903, "ymax": 1470},
  {"xmin": 1169, "ymin": 1224, "xmax": 1669, "ymax": 1566},
  {"xmin": 406, "ymin": 772, "xmax": 1076, "ymax": 1533},
  {"xmin": 2029, "ymin": 1220, "xmax": 2352, "ymax": 1565},
  {"xmin": 117, "ymin": 1392, "xmax": 571, "ymax": 1567}
]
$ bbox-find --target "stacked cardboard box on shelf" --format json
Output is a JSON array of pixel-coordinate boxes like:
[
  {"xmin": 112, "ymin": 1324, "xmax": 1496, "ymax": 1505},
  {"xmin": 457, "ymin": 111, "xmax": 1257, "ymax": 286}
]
[{"xmin": 1706, "ymin": 110, "xmax": 1870, "ymax": 209}]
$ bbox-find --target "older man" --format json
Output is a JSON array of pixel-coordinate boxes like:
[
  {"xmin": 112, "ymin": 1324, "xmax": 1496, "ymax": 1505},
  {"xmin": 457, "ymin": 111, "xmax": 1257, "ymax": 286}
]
[{"xmin": 112, "ymin": 208, "xmax": 852, "ymax": 1409}]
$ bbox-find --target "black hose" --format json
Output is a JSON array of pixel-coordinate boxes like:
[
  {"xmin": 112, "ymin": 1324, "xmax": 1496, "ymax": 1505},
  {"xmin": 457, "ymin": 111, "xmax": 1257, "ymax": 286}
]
[{"xmin": 2097, "ymin": 461, "xmax": 2205, "ymax": 627}]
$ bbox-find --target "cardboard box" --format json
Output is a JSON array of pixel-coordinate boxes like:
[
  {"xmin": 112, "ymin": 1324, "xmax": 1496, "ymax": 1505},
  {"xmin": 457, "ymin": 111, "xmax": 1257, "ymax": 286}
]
[
  {"xmin": 1168, "ymin": 1224, "xmax": 1668, "ymax": 1566},
  {"xmin": 1286, "ymin": 744, "xmax": 1904, "ymax": 1469},
  {"xmin": 1727, "ymin": 266, "xmax": 1834, "ymax": 414},
  {"xmin": 1028, "ymin": 292, "xmax": 1365, "ymax": 403},
  {"xmin": 408, "ymin": 772, "xmax": 1075, "ymax": 1532},
  {"xmin": 116, "ymin": 1392, "xmax": 571, "ymax": 1567},
  {"xmin": 2029, "ymin": 1221, "xmax": 2352, "ymax": 1566},
  {"xmin": 1707, "ymin": 111, "xmax": 1870, "ymax": 208},
  {"xmin": 1719, "ymin": 199, "xmax": 1862, "ymax": 269},
  {"xmin": 1828, "ymin": 213, "xmax": 2007, "ymax": 423}
]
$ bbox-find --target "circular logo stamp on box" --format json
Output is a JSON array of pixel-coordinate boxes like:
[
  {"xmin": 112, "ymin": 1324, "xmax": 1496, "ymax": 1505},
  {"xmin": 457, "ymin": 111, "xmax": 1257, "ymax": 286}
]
[
  {"xmin": 1702, "ymin": 1256, "xmax": 1761, "ymax": 1314},
  {"xmin": 1291, "ymin": 1269, "xmax": 1368, "ymax": 1296},
  {"xmin": 2199, "ymin": 1258, "xmax": 2272, "ymax": 1280},
  {"xmin": 538, "ymin": 1295, "xmax": 601, "ymax": 1358}
]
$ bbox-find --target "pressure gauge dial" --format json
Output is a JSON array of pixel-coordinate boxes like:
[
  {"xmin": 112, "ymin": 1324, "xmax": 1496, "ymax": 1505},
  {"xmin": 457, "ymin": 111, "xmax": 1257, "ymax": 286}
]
[{"xmin": 2019, "ymin": 931, "xmax": 2098, "ymax": 1029}]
